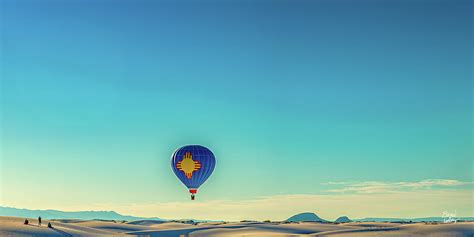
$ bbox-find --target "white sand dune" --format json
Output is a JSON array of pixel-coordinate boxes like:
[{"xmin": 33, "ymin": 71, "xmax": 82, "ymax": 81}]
[
  {"xmin": 312, "ymin": 222, "xmax": 474, "ymax": 237},
  {"xmin": 1, "ymin": 216, "xmax": 473, "ymax": 237},
  {"xmin": 0, "ymin": 216, "xmax": 125, "ymax": 236},
  {"xmin": 129, "ymin": 222, "xmax": 368, "ymax": 237},
  {"xmin": 340, "ymin": 222, "xmax": 401, "ymax": 228},
  {"xmin": 73, "ymin": 221, "xmax": 155, "ymax": 233},
  {"xmin": 188, "ymin": 223, "xmax": 366, "ymax": 237},
  {"xmin": 190, "ymin": 227, "xmax": 299, "ymax": 237}
]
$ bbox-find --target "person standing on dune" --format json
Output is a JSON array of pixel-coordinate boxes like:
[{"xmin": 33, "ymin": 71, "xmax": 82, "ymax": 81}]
[{"xmin": 38, "ymin": 216, "xmax": 42, "ymax": 226}]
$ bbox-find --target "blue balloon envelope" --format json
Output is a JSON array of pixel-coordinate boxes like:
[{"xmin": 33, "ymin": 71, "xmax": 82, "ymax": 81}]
[{"xmin": 171, "ymin": 145, "xmax": 216, "ymax": 200}]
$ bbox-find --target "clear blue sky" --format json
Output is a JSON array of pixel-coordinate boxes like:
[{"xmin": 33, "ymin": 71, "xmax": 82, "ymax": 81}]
[{"xmin": 1, "ymin": 0, "xmax": 472, "ymax": 220}]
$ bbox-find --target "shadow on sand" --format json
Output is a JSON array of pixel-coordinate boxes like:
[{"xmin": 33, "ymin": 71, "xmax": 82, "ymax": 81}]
[
  {"xmin": 24, "ymin": 223, "xmax": 73, "ymax": 236},
  {"xmin": 50, "ymin": 226, "xmax": 73, "ymax": 237},
  {"xmin": 26, "ymin": 224, "xmax": 41, "ymax": 228}
]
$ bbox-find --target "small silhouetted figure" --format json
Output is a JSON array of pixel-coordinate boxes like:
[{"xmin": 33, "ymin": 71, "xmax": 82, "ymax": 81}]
[
  {"xmin": 191, "ymin": 194, "xmax": 195, "ymax": 200},
  {"xmin": 24, "ymin": 219, "xmax": 29, "ymax": 225},
  {"xmin": 47, "ymin": 222, "xmax": 52, "ymax": 228},
  {"xmin": 38, "ymin": 216, "xmax": 42, "ymax": 226}
]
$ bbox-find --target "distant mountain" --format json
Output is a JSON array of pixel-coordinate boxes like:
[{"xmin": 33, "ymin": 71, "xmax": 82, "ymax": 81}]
[
  {"xmin": 334, "ymin": 216, "xmax": 352, "ymax": 223},
  {"xmin": 287, "ymin": 212, "xmax": 328, "ymax": 222},
  {"xmin": 0, "ymin": 206, "xmax": 163, "ymax": 221},
  {"xmin": 286, "ymin": 212, "xmax": 474, "ymax": 223},
  {"xmin": 354, "ymin": 217, "xmax": 474, "ymax": 222}
]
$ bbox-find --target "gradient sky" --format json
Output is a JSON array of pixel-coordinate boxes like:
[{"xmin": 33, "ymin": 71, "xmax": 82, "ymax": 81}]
[{"xmin": 1, "ymin": 0, "xmax": 472, "ymax": 220}]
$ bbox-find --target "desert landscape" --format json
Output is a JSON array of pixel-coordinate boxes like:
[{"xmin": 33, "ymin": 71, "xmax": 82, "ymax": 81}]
[
  {"xmin": 1, "ymin": 216, "xmax": 473, "ymax": 237},
  {"xmin": 2, "ymin": 1, "xmax": 472, "ymax": 237}
]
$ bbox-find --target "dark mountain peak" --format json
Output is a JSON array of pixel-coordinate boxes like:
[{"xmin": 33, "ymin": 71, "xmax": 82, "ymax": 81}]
[
  {"xmin": 335, "ymin": 216, "xmax": 352, "ymax": 223},
  {"xmin": 287, "ymin": 212, "xmax": 328, "ymax": 222}
]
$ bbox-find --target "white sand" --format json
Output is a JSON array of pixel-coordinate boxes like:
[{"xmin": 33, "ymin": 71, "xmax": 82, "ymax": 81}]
[
  {"xmin": 312, "ymin": 222, "xmax": 474, "ymax": 237},
  {"xmin": 1, "ymin": 216, "xmax": 473, "ymax": 237},
  {"xmin": 0, "ymin": 216, "xmax": 125, "ymax": 236}
]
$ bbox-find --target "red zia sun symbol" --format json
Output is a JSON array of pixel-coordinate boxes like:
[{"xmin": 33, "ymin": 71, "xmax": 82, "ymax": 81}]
[{"xmin": 176, "ymin": 152, "xmax": 201, "ymax": 179}]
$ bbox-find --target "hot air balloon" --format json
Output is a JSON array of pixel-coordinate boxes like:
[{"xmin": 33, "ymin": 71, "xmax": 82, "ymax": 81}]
[{"xmin": 171, "ymin": 145, "xmax": 216, "ymax": 200}]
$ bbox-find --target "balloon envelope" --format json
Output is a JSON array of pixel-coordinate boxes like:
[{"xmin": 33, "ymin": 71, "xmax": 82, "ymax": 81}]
[{"xmin": 171, "ymin": 145, "xmax": 216, "ymax": 194}]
